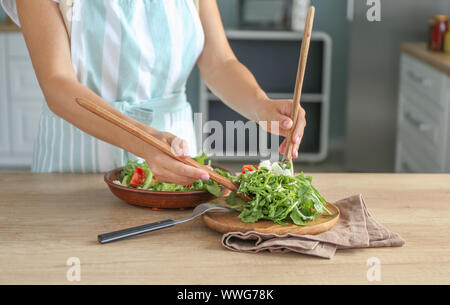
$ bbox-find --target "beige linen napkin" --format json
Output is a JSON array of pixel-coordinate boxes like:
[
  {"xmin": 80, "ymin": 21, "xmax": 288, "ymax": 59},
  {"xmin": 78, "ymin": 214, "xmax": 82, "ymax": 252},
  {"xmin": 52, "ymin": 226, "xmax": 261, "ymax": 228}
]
[{"xmin": 222, "ymin": 194, "xmax": 405, "ymax": 259}]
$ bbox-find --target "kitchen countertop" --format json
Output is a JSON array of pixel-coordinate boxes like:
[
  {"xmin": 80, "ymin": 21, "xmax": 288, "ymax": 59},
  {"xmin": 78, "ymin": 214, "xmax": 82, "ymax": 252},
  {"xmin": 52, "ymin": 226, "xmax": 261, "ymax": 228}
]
[
  {"xmin": 401, "ymin": 42, "xmax": 450, "ymax": 76},
  {"xmin": 0, "ymin": 173, "xmax": 449, "ymax": 284}
]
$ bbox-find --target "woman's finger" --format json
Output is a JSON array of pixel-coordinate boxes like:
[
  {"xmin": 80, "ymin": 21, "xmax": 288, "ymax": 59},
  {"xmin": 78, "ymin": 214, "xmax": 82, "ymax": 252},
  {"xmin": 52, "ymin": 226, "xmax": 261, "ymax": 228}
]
[
  {"xmin": 164, "ymin": 161, "xmax": 210, "ymax": 181},
  {"xmin": 279, "ymin": 136, "xmax": 299, "ymax": 158},
  {"xmin": 148, "ymin": 152, "xmax": 210, "ymax": 185},
  {"xmin": 274, "ymin": 100, "xmax": 295, "ymax": 131},
  {"xmin": 291, "ymin": 110, "xmax": 306, "ymax": 158},
  {"xmin": 267, "ymin": 113, "xmax": 293, "ymax": 136},
  {"xmin": 164, "ymin": 133, "xmax": 190, "ymax": 157},
  {"xmin": 260, "ymin": 100, "xmax": 293, "ymax": 137},
  {"xmin": 279, "ymin": 138, "xmax": 287, "ymax": 155},
  {"xmin": 279, "ymin": 107, "xmax": 305, "ymax": 159},
  {"xmin": 155, "ymin": 171, "xmax": 196, "ymax": 186},
  {"xmin": 291, "ymin": 108, "xmax": 306, "ymax": 144},
  {"xmin": 293, "ymin": 146, "xmax": 299, "ymax": 159},
  {"xmin": 155, "ymin": 162, "xmax": 206, "ymax": 186}
]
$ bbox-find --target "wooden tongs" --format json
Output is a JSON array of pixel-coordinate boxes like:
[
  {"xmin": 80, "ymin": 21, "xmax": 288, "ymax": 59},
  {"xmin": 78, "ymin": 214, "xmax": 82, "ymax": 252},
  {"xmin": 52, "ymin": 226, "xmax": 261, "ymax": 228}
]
[
  {"xmin": 75, "ymin": 97, "xmax": 252, "ymax": 201},
  {"xmin": 283, "ymin": 6, "xmax": 315, "ymax": 175}
]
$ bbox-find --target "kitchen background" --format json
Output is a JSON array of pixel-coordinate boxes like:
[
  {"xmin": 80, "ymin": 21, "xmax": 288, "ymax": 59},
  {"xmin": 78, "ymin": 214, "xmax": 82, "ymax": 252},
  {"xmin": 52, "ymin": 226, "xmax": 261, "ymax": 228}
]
[{"xmin": 0, "ymin": 0, "xmax": 449, "ymax": 173}]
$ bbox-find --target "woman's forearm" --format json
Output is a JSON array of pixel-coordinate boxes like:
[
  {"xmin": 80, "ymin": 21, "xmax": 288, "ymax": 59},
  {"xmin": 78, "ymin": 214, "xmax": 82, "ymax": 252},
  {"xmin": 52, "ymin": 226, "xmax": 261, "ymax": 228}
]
[
  {"xmin": 41, "ymin": 75, "xmax": 158, "ymax": 160},
  {"xmin": 200, "ymin": 58, "xmax": 268, "ymax": 122},
  {"xmin": 197, "ymin": 0, "xmax": 306, "ymax": 158},
  {"xmin": 197, "ymin": 0, "xmax": 269, "ymax": 122}
]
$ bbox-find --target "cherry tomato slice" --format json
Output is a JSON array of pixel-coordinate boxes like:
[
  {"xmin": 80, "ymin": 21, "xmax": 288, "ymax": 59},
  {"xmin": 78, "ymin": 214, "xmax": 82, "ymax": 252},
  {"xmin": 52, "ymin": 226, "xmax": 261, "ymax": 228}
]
[
  {"xmin": 130, "ymin": 167, "xmax": 146, "ymax": 187},
  {"xmin": 242, "ymin": 165, "xmax": 258, "ymax": 174}
]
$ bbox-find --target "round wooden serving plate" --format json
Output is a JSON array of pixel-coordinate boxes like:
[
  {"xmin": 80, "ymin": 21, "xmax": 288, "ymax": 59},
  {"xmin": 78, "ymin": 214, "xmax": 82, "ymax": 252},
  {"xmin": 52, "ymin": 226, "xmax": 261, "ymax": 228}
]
[
  {"xmin": 104, "ymin": 166, "xmax": 232, "ymax": 209},
  {"xmin": 203, "ymin": 198, "xmax": 340, "ymax": 235}
]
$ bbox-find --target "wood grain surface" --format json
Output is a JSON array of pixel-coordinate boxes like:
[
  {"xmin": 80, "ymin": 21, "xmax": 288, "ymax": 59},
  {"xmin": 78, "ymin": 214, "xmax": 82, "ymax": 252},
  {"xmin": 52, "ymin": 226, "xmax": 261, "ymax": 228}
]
[
  {"xmin": 1, "ymin": 173, "xmax": 450, "ymax": 284},
  {"xmin": 401, "ymin": 43, "xmax": 450, "ymax": 76}
]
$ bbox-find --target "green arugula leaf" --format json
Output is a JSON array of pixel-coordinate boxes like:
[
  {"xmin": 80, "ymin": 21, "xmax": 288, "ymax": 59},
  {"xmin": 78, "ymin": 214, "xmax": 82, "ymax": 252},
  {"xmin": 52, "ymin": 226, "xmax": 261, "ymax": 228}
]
[
  {"xmin": 205, "ymin": 184, "xmax": 222, "ymax": 197},
  {"xmin": 229, "ymin": 161, "xmax": 330, "ymax": 226},
  {"xmin": 192, "ymin": 152, "xmax": 209, "ymax": 165}
]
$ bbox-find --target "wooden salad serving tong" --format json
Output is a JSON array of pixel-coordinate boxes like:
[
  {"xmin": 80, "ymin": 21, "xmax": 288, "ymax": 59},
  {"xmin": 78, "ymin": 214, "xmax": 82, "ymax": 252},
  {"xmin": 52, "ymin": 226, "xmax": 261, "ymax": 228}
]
[
  {"xmin": 283, "ymin": 6, "xmax": 315, "ymax": 175},
  {"xmin": 75, "ymin": 97, "xmax": 252, "ymax": 201}
]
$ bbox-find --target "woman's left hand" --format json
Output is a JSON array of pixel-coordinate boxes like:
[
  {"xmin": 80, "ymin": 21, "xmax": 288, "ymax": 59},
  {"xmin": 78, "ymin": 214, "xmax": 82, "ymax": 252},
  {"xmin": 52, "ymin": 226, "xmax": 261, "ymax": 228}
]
[{"xmin": 255, "ymin": 98, "xmax": 306, "ymax": 158}]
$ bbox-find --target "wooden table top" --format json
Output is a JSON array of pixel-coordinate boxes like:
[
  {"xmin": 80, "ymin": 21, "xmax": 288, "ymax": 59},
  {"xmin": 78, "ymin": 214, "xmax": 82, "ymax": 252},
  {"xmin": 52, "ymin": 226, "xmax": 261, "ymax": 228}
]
[
  {"xmin": 1, "ymin": 173, "xmax": 449, "ymax": 284},
  {"xmin": 401, "ymin": 43, "xmax": 450, "ymax": 76}
]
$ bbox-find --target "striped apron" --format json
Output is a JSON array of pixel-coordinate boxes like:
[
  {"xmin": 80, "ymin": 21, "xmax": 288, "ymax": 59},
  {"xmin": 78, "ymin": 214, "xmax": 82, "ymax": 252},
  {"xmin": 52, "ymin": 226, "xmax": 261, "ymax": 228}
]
[{"xmin": 31, "ymin": 0, "xmax": 204, "ymax": 173}]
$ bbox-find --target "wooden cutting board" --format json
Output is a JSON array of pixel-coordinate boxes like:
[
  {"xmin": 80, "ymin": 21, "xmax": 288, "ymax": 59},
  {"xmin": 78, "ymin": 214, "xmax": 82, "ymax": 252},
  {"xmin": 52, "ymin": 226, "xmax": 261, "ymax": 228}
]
[{"xmin": 203, "ymin": 198, "xmax": 340, "ymax": 235}]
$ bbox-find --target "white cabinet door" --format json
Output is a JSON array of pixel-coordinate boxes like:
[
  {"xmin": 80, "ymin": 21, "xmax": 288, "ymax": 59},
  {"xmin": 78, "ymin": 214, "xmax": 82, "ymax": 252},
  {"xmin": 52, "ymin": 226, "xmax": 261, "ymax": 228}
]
[
  {"xmin": 396, "ymin": 53, "xmax": 450, "ymax": 173},
  {"xmin": 0, "ymin": 32, "xmax": 44, "ymax": 166},
  {"xmin": 7, "ymin": 33, "xmax": 43, "ymax": 160},
  {"xmin": 401, "ymin": 54, "xmax": 446, "ymax": 109},
  {"xmin": 8, "ymin": 59, "xmax": 43, "ymax": 101},
  {"xmin": 6, "ymin": 34, "xmax": 29, "ymax": 57},
  {"xmin": 10, "ymin": 102, "xmax": 43, "ymax": 154}
]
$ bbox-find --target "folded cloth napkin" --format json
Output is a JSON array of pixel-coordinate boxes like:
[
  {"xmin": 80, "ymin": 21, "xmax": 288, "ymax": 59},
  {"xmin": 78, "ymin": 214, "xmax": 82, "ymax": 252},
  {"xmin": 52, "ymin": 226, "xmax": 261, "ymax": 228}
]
[{"xmin": 221, "ymin": 194, "xmax": 405, "ymax": 259}]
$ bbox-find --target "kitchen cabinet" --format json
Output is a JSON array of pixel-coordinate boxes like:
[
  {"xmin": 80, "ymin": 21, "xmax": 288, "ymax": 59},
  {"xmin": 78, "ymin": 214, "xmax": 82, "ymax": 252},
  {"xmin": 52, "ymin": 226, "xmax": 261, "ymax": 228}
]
[
  {"xmin": 0, "ymin": 30, "xmax": 43, "ymax": 167},
  {"xmin": 396, "ymin": 43, "xmax": 450, "ymax": 173}
]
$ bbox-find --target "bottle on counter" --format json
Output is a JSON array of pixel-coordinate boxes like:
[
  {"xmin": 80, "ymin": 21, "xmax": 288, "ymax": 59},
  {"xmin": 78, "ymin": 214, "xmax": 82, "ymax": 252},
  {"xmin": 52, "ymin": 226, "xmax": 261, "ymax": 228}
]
[
  {"xmin": 428, "ymin": 19, "xmax": 436, "ymax": 50},
  {"xmin": 431, "ymin": 15, "xmax": 448, "ymax": 52},
  {"xmin": 444, "ymin": 29, "xmax": 450, "ymax": 54}
]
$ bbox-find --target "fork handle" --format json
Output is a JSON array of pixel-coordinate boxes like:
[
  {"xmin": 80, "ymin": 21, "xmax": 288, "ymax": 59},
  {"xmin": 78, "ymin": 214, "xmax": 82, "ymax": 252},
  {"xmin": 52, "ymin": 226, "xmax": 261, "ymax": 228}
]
[{"xmin": 98, "ymin": 219, "xmax": 175, "ymax": 244}]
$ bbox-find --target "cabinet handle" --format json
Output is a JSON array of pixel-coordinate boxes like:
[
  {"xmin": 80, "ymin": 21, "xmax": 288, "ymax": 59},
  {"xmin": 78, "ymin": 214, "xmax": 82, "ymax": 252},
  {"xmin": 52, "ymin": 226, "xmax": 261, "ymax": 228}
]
[
  {"xmin": 404, "ymin": 111, "xmax": 430, "ymax": 132},
  {"xmin": 407, "ymin": 70, "xmax": 432, "ymax": 87}
]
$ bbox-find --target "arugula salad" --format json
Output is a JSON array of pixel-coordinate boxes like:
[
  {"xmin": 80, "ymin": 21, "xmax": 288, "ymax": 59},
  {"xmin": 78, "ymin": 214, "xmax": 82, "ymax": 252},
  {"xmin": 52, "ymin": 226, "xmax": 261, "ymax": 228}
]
[
  {"xmin": 227, "ymin": 160, "xmax": 331, "ymax": 226},
  {"xmin": 115, "ymin": 154, "xmax": 329, "ymax": 226},
  {"xmin": 114, "ymin": 154, "xmax": 232, "ymax": 197}
]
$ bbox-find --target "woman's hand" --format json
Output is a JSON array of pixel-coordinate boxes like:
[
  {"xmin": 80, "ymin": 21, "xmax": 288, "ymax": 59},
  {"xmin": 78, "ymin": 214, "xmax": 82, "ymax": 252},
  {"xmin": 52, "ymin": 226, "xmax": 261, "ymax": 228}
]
[
  {"xmin": 255, "ymin": 98, "xmax": 306, "ymax": 158},
  {"xmin": 142, "ymin": 131, "xmax": 211, "ymax": 185},
  {"xmin": 196, "ymin": 1, "xmax": 306, "ymax": 159}
]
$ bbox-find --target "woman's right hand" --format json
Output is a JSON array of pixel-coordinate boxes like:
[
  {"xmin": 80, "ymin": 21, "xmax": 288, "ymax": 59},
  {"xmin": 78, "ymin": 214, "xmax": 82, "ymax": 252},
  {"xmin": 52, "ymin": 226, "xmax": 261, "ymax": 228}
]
[{"xmin": 142, "ymin": 131, "xmax": 211, "ymax": 185}]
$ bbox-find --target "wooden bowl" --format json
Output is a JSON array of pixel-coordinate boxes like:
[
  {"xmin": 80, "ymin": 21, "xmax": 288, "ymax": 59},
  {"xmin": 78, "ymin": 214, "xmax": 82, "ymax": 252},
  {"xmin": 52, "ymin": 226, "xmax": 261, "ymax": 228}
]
[{"xmin": 104, "ymin": 166, "xmax": 233, "ymax": 209}]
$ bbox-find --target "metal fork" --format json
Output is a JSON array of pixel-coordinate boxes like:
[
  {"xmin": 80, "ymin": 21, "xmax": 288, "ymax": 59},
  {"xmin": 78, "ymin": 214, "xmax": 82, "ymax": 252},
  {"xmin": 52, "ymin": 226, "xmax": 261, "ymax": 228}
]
[{"xmin": 98, "ymin": 203, "xmax": 231, "ymax": 244}]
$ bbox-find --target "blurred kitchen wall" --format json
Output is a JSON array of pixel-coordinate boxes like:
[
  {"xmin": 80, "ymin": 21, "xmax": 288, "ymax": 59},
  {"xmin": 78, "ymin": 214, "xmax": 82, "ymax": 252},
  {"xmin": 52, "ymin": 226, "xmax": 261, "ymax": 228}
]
[
  {"xmin": 187, "ymin": 0, "xmax": 350, "ymax": 154},
  {"xmin": 0, "ymin": 6, "xmax": 6, "ymax": 21},
  {"xmin": 345, "ymin": 0, "xmax": 450, "ymax": 172}
]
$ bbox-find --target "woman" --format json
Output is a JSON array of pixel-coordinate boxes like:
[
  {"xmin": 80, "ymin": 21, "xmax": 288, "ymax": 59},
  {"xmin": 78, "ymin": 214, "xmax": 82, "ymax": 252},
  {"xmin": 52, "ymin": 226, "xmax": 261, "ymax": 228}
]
[{"xmin": 1, "ymin": 0, "xmax": 306, "ymax": 185}]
